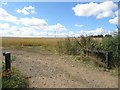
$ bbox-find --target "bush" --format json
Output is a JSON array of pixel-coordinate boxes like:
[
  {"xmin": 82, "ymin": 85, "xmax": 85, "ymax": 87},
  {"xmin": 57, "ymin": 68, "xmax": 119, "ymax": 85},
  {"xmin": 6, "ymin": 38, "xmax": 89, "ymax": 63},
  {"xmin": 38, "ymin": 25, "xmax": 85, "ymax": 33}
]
[
  {"xmin": 101, "ymin": 32, "xmax": 120, "ymax": 67},
  {"xmin": 57, "ymin": 38, "xmax": 82, "ymax": 55},
  {"xmin": 57, "ymin": 36, "xmax": 98, "ymax": 55}
]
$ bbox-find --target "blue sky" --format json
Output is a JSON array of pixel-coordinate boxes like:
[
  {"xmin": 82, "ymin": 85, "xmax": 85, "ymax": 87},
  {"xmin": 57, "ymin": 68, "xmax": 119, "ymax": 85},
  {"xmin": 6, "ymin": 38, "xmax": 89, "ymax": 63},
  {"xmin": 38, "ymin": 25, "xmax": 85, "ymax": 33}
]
[{"xmin": 0, "ymin": 1, "xmax": 119, "ymax": 37}]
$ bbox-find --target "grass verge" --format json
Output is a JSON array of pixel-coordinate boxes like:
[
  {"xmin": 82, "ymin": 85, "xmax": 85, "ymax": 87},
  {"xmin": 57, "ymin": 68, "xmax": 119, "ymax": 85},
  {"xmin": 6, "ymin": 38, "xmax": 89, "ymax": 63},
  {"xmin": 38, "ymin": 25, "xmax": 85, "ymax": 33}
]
[
  {"xmin": 2, "ymin": 68, "xmax": 29, "ymax": 88},
  {"xmin": 2, "ymin": 55, "xmax": 29, "ymax": 88},
  {"xmin": 75, "ymin": 55, "xmax": 119, "ymax": 76}
]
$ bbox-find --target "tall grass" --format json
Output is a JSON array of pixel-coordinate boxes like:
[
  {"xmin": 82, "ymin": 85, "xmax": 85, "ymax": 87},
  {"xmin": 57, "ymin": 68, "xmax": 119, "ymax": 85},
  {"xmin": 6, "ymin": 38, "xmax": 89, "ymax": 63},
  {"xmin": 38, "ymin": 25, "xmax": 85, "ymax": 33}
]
[
  {"xmin": 2, "ymin": 37, "xmax": 65, "ymax": 52},
  {"xmin": 2, "ymin": 37, "xmax": 63, "ymax": 47},
  {"xmin": 57, "ymin": 37, "xmax": 95, "ymax": 55},
  {"xmin": 2, "ymin": 68, "xmax": 28, "ymax": 88},
  {"xmin": 2, "ymin": 37, "xmax": 104, "ymax": 56},
  {"xmin": 2, "ymin": 55, "xmax": 28, "ymax": 88},
  {"xmin": 100, "ymin": 32, "xmax": 120, "ymax": 67}
]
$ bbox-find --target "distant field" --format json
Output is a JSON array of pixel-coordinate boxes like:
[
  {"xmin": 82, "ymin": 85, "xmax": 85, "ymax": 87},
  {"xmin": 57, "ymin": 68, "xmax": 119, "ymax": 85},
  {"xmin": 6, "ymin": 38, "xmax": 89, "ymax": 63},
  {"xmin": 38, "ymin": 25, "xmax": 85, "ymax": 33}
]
[
  {"xmin": 2, "ymin": 37, "xmax": 103, "ymax": 50},
  {"xmin": 2, "ymin": 37, "xmax": 65, "ymax": 47}
]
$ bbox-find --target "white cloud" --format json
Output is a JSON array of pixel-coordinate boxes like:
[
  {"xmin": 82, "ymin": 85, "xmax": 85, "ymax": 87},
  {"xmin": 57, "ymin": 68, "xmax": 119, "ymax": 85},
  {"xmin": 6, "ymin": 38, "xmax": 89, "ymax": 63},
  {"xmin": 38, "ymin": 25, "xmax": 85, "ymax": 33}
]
[
  {"xmin": 16, "ymin": 5, "xmax": 36, "ymax": 15},
  {"xmin": 16, "ymin": 9, "xmax": 21, "ymax": 13},
  {"xmin": 24, "ymin": 5, "xmax": 34, "ymax": 10},
  {"xmin": 16, "ymin": 9, "xmax": 29, "ymax": 15},
  {"xmin": 1, "ymin": 26, "xmax": 39, "ymax": 37},
  {"xmin": 31, "ymin": 10, "xmax": 36, "ymax": 14},
  {"xmin": 109, "ymin": 9, "xmax": 120, "ymax": 25},
  {"xmin": 0, "ymin": 8, "xmax": 18, "ymax": 23},
  {"xmin": 0, "ymin": 24, "xmax": 112, "ymax": 37},
  {"xmin": 0, "ymin": 8, "xmax": 66, "ymax": 31},
  {"xmin": 19, "ymin": 18, "xmax": 66, "ymax": 31},
  {"xmin": 109, "ymin": 17, "xmax": 118, "ymax": 25},
  {"xmin": 19, "ymin": 17, "xmax": 47, "ymax": 26},
  {"xmin": 63, "ymin": 28, "xmax": 105, "ymax": 37},
  {"xmin": 75, "ymin": 24, "xmax": 83, "ymax": 27},
  {"xmin": 2, "ymin": 2, "xmax": 8, "ymax": 5},
  {"xmin": 48, "ymin": 23, "xmax": 67, "ymax": 31},
  {"xmin": 115, "ymin": 9, "xmax": 119, "ymax": 16},
  {"xmin": 72, "ymin": 1, "xmax": 117, "ymax": 19},
  {"xmin": 79, "ymin": 27, "xmax": 104, "ymax": 36},
  {"xmin": 0, "ymin": 26, "xmax": 67, "ymax": 37},
  {"xmin": 0, "ymin": 8, "xmax": 67, "ymax": 37},
  {"xmin": 0, "ymin": 23, "xmax": 10, "ymax": 29}
]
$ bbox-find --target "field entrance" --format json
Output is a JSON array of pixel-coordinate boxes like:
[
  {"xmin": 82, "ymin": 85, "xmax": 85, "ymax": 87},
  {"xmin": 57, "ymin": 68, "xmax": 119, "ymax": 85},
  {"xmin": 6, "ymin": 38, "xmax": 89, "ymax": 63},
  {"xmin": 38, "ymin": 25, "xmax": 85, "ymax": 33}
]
[{"xmin": 3, "ymin": 47, "xmax": 118, "ymax": 88}]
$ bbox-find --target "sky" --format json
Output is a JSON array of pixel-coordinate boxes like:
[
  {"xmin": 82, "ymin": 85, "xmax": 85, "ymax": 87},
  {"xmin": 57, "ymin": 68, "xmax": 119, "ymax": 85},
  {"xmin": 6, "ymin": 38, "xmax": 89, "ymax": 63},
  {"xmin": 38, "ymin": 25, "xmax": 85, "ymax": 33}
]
[{"xmin": 0, "ymin": 1, "xmax": 119, "ymax": 37}]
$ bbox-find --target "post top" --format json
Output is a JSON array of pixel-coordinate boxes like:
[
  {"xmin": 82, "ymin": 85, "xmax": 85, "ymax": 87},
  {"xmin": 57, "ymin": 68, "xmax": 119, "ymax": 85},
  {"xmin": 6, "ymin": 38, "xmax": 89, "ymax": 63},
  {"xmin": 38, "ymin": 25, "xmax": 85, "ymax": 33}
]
[{"xmin": 4, "ymin": 52, "xmax": 10, "ymax": 54}]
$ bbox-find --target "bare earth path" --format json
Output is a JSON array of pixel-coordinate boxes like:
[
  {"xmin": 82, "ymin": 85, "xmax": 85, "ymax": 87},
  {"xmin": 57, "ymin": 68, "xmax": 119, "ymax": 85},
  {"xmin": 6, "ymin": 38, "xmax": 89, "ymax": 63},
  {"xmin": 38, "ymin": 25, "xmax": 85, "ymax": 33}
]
[{"xmin": 4, "ymin": 48, "xmax": 118, "ymax": 88}]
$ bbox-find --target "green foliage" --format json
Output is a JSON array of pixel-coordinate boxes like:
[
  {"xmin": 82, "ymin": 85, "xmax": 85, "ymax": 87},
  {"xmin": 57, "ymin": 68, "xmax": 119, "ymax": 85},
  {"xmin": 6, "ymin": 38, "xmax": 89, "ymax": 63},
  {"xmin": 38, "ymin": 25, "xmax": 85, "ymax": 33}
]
[
  {"xmin": 69, "ymin": 39, "xmax": 82, "ymax": 55},
  {"xmin": 80, "ymin": 35, "xmax": 86, "ymax": 48},
  {"xmin": 100, "ymin": 32, "xmax": 120, "ymax": 67},
  {"xmin": 2, "ymin": 57, "xmax": 28, "ymax": 88},
  {"xmin": 57, "ymin": 36, "xmax": 98, "ymax": 55},
  {"xmin": 2, "ymin": 68, "xmax": 28, "ymax": 88},
  {"xmin": 57, "ymin": 34, "xmax": 120, "ymax": 69},
  {"xmin": 11, "ymin": 55, "xmax": 16, "ymax": 62},
  {"xmin": 57, "ymin": 38, "xmax": 82, "ymax": 55}
]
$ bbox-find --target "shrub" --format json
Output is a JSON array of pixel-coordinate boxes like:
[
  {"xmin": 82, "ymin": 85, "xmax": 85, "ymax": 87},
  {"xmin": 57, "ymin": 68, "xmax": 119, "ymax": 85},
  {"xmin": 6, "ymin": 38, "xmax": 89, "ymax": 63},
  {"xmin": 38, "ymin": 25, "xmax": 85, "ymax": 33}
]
[
  {"xmin": 101, "ymin": 32, "xmax": 120, "ymax": 67},
  {"xmin": 57, "ymin": 38, "xmax": 82, "ymax": 55},
  {"xmin": 57, "ymin": 36, "xmax": 98, "ymax": 55}
]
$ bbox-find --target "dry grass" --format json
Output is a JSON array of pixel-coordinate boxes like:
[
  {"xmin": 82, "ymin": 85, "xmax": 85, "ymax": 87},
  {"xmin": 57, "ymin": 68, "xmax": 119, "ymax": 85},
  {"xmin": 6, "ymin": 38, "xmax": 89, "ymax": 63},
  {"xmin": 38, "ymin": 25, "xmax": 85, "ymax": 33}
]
[
  {"xmin": 2, "ymin": 37, "xmax": 64, "ymax": 47},
  {"xmin": 2, "ymin": 37, "xmax": 103, "ymax": 46},
  {"xmin": 2, "ymin": 37, "xmax": 103, "ymax": 53},
  {"xmin": 92, "ymin": 37, "xmax": 103, "ymax": 43}
]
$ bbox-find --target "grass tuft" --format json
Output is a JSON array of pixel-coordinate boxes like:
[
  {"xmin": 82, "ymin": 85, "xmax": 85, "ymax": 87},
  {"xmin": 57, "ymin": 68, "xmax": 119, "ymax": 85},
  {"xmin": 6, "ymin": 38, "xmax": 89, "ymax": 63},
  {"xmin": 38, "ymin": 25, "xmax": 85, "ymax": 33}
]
[{"xmin": 2, "ymin": 68, "xmax": 29, "ymax": 88}]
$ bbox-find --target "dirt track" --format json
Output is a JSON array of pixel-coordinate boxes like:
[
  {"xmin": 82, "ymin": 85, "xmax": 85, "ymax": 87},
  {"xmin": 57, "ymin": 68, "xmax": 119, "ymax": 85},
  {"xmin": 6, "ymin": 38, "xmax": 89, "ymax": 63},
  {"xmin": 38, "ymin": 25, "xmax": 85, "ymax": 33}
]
[{"xmin": 3, "ymin": 48, "xmax": 118, "ymax": 88}]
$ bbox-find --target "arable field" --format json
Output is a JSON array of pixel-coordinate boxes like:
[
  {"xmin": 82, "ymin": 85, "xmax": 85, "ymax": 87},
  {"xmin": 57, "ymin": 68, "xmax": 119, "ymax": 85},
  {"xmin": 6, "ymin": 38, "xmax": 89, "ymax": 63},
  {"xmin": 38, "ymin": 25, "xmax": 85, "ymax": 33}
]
[
  {"xmin": 2, "ymin": 37, "xmax": 65, "ymax": 52},
  {"xmin": 2, "ymin": 37, "xmax": 65, "ymax": 47},
  {"xmin": 2, "ymin": 37, "xmax": 118, "ymax": 88},
  {"xmin": 2, "ymin": 37, "xmax": 102, "ymax": 47}
]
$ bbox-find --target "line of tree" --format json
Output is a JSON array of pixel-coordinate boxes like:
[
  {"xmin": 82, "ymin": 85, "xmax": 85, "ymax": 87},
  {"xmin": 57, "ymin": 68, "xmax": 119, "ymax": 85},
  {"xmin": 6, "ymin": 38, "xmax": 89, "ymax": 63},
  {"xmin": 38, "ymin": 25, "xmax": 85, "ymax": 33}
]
[{"xmin": 88, "ymin": 34, "xmax": 112, "ymax": 38}]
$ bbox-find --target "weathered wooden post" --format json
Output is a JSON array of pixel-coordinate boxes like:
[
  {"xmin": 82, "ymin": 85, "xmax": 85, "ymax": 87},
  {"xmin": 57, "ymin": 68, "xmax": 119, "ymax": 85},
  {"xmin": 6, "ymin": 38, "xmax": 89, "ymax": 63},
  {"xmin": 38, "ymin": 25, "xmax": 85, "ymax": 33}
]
[
  {"xmin": 106, "ymin": 51, "xmax": 113, "ymax": 69},
  {"xmin": 3, "ymin": 52, "xmax": 11, "ymax": 71},
  {"xmin": 83, "ymin": 49, "xmax": 86, "ymax": 56}
]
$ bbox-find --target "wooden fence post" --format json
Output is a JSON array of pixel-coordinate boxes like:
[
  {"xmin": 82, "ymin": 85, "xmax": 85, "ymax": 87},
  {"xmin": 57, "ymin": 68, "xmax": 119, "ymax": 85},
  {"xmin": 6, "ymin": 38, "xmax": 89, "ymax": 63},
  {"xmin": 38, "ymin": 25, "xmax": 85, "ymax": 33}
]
[
  {"xmin": 3, "ymin": 52, "xmax": 11, "ymax": 71},
  {"xmin": 106, "ymin": 51, "xmax": 113, "ymax": 69}
]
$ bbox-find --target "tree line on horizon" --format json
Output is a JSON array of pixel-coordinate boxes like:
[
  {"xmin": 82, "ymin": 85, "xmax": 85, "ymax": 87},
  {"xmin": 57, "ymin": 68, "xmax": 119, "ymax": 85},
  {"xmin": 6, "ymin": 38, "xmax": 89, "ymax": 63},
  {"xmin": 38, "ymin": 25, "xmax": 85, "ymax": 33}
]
[{"xmin": 77, "ymin": 34, "xmax": 112, "ymax": 38}]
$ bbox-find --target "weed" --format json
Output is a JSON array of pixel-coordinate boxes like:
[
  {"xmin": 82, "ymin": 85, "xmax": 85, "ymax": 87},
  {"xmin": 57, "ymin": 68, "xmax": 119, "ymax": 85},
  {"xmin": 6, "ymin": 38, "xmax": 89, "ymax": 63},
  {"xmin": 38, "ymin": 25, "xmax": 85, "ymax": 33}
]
[
  {"xmin": 2, "ymin": 68, "xmax": 29, "ymax": 88},
  {"xmin": 11, "ymin": 56, "xmax": 16, "ymax": 62}
]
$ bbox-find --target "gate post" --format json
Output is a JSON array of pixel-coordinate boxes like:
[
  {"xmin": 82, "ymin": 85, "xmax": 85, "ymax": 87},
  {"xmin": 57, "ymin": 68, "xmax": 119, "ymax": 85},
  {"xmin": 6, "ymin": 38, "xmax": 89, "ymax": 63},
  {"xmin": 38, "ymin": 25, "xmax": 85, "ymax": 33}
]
[
  {"xmin": 3, "ymin": 52, "xmax": 11, "ymax": 71},
  {"xmin": 106, "ymin": 51, "xmax": 113, "ymax": 69}
]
